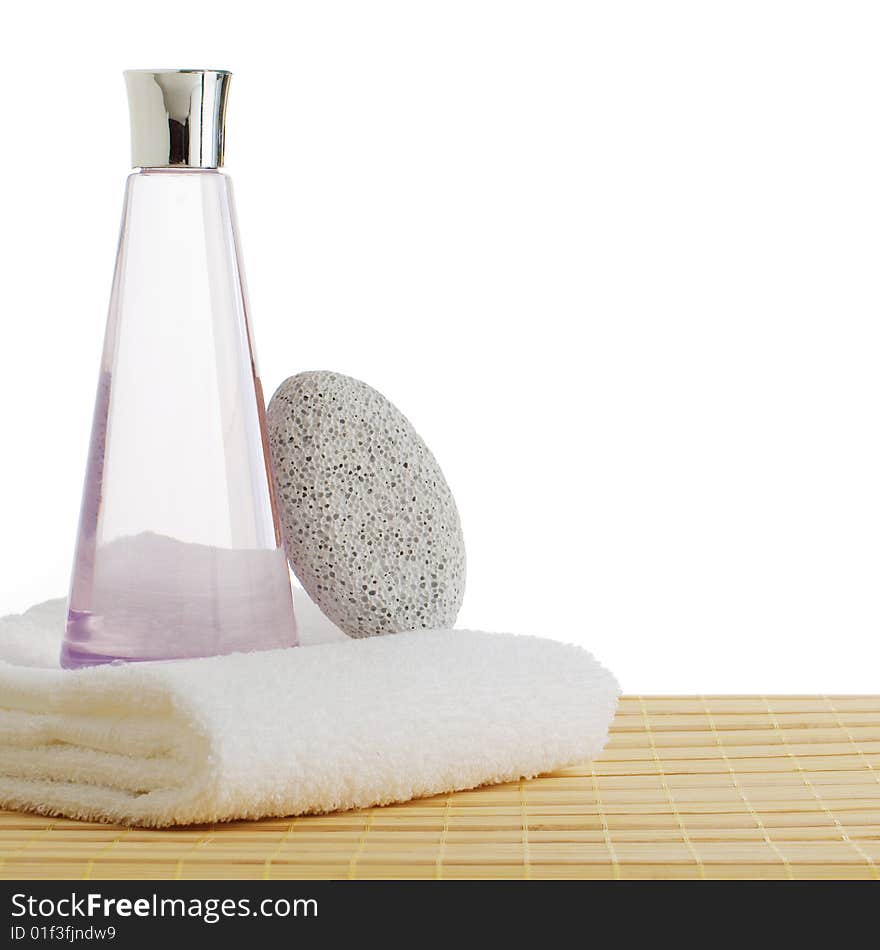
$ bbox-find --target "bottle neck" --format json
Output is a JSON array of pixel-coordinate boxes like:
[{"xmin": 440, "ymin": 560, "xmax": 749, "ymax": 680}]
[{"xmin": 132, "ymin": 166, "xmax": 224, "ymax": 174}]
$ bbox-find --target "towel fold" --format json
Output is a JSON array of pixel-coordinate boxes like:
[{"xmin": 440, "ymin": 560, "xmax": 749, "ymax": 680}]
[{"xmin": 0, "ymin": 597, "xmax": 619, "ymax": 827}]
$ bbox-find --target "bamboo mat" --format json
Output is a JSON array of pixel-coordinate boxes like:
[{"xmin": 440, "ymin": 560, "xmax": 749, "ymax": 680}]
[{"xmin": 1, "ymin": 695, "xmax": 879, "ymax": 880}]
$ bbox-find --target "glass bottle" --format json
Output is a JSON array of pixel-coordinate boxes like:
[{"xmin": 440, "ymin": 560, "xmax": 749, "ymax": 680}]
[{"xmin": 61, "ymin": 69, "xmax": 297, "ymax": 667}]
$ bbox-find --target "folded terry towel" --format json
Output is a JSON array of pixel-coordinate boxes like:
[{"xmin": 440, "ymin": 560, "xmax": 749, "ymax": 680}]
[{"xmin": 0, "ymin": 596, "xmax": 619, "ymax": 827}]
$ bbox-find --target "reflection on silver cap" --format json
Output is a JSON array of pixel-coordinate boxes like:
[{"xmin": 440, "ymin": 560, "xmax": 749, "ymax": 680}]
[{"xmin": 124, "ymin": 69, "xmax": 231, "ymax": 169}]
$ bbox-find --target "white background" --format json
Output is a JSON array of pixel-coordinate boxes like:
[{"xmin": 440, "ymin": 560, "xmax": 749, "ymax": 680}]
[{"xmin": 1, "ymin": 1, "xmax": 879, "ymax": 691}]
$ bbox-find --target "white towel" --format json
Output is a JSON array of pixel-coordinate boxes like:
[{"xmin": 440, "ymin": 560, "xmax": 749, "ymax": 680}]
[{"xmin": 0, "ymin": 594, "xmax": 619, "ymax": 827}]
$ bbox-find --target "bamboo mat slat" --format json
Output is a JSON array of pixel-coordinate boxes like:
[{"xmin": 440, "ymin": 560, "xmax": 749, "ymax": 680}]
[{"xmin": 2, "ymin": 695, "xmax": 880, "ymax": 880}]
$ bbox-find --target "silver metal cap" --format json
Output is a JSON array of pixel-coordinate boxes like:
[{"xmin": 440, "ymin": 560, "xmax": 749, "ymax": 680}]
[{"xmin": 124, "ymin": 69, "xmax": 231, "ymax": 169}]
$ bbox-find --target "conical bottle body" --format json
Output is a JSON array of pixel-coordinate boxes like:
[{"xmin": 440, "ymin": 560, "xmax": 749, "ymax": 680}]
[{"xmin": 62, "ymin": 169, "xmax": 297, "ymax": 667}]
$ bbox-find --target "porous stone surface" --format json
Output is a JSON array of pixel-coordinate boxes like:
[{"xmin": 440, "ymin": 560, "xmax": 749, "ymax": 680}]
[{"xmin": 267, "ymin": 371, "xmax": 466, "ymax": 638}]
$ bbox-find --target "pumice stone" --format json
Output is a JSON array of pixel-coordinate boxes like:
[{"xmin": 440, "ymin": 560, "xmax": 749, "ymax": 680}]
[{"xmin": 267, "ymin": 371, "xmax": 466, "ymax": 638}]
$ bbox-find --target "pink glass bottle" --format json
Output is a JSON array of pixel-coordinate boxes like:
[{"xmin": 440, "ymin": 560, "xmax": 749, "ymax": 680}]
[{"xmin": 61, "ymin": 69, "xmax": 297, "ymax": 667}]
